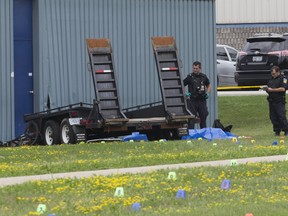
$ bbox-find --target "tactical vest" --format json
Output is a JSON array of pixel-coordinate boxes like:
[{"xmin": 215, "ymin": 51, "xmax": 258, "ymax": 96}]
[{"xmin": 188, "ymin": 74, "xmax": 207, "ymax": 98}]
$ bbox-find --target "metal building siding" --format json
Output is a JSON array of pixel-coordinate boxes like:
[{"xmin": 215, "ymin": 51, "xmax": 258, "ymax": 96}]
[
  {"xmin": 33, "ymin": 0, "xmax": 217, "ymax": 126},
  {"xmin": 216, "ymin": 0, "xmax": 288, "ymax": 24},
  {"xmin": 0, "ymin": 0, "xmax": 14, "ymax": 142}
]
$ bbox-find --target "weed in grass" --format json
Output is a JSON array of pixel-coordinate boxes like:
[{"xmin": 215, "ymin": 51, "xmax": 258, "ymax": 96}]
[
  {"xmin": 0, "ymin": 139, "xmax": 287, "ymax": 177},
  {"xmin": 1, "ymin": 162, "xmax": 288, "ymax": 215}
]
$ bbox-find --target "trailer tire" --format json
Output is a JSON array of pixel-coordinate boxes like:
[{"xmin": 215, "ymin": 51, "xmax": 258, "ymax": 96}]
[
  {"xmin": 25, "ymin": 121, "xmax": 40, "ymax": 145},
  {"xmin": 43, "ymin": 120, "xmax": 61, "ymax": 145},
  {"xmin": 60, "ymin": 118, "xmax": 77, "ymax": 144}
]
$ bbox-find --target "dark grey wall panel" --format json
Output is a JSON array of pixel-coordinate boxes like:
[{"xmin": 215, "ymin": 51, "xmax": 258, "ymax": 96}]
[
  {"xmin": 0, "ymin": 0, "xmax": 14, "ymax": 142},
  {"xmin": 33, "ymin": 0, "xmax": 217, "ymax": 127}
]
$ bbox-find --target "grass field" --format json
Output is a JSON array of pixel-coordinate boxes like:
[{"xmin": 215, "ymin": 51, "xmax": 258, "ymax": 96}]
[
  {"xmin": 1, "ymin": 95, "xmax": 288, "ymax": 215},
  {"xmin": 1, "ymin": 161, "xmax": 288, "ymax": 216},
  {"xmin": 218, "ymin": 95, "xmax": 271, "ymax": 137}
]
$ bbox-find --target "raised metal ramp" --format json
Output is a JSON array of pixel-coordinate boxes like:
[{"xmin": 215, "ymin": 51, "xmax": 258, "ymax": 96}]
[
  {"xmin": 151, "ymin": 36, "xmax": 195, "ymax": 122},
  {"xmin": 86, "ymin": 38, "xmax": 128, "ymax": 126}
]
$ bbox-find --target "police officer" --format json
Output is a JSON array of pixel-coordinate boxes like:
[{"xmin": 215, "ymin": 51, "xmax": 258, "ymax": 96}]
[
  {"xmin": 183, "ymin": 61, "xmax": 211, "ymax": 129},
  {"xmin": 265, "ymin": 66, "xmax": 288, "ymax": 136}
]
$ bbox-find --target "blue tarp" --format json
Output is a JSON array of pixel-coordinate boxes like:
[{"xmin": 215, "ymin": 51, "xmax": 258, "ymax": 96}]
[
  {"xmin": 122, "ymin": 132, "xmax": 148, "ymax": 142},
  {"xmin": 181, "ymin": 127, "xmax": 237, "ymax": 140}
]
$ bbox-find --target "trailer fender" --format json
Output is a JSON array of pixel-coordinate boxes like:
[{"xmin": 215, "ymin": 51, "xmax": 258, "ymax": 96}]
[
  {"xmin": 72, "ymin": 125, "xmax": 86, "ymax": 143},
  {"xmin": 66, "ymin": 117, "xmax": 86, "ymax": 143}
]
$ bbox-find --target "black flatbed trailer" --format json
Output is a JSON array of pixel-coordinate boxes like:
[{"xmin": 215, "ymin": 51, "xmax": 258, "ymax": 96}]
[{"xmin": 19, "ymin": 37, "xmax": 197, "ymax": 146}]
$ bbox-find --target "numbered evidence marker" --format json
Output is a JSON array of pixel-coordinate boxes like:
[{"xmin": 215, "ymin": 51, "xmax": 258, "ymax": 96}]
[
  {"xmin": 114, "ymin": 187, "xmax": 124, "ymax": 197},
  {"xmin": 230, "ymin": 159, "xmax": 238, "ymax": 166},
  {"xmin": 36, "ymin": 204, "xmax": 47, "ymax": 214},
  {"xmin": 175, "ymin": 189, "xmax": 186, "ymax": 199},
  {"xmin": 221, "ymin": 179, "xmax": 231, "ymax": 190},
  {"xmin": 131, "ymin": 202, "xmax": 141, "ymax": 211},
  {"xmin": 167, "ymin": 172, "xmax": 177, "ymax": 180}
]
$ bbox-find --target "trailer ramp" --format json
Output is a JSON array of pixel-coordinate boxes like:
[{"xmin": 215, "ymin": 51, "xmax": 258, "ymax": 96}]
[
  {"xmin": 151, "ymin": 36, "xmax": 195, "ymax": 122},
  {"xmin": 86, "ymin": 38, "xmax": 128, "ymax": 126}
]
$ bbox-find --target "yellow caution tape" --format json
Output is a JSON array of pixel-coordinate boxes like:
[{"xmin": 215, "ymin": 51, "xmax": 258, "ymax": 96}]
[{"xmin": 217, "ymin": 86, "xmax": 262, "ymax": 91}]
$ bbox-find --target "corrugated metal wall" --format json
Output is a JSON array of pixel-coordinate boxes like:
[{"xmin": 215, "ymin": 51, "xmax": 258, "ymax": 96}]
[
  {"xmin": 33, "ymin": 0, "xmax": 217, "ymax": 126},
  {"xmin": 0, "ymin": 0, "xmax": 14, "ymax": 143},
  {"xmin": 216, "ymin": 0, "xmax": 288, "ymax": 24}
]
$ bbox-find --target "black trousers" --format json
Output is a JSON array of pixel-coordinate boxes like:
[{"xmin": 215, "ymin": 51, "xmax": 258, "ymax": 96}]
[
  {"xmin": 187, "ymin": 98, "xmax": 209, "ymax": 129},
  {"xmin": 269, "ymin": 101, "xmax": 288, "ymax": 133}
]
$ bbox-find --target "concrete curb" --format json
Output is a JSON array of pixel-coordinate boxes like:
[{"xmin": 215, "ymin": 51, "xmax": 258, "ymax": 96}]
[{"xmin": 0, "ymin": 154, "xmax": 286, "ymax": 187}]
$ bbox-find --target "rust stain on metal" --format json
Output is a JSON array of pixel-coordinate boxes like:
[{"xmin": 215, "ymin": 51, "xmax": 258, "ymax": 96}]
[
  {"xmin": 151, "ymin": 36, "xmax": 175, "ymax": 47},
  {"xmin": 86, "ymin": 38, "xmax": 110, "ymax": 49}
]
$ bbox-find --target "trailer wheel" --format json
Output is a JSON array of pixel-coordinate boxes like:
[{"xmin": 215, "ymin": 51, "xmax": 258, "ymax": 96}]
[
  {"xmin": 60, "ymin": 119, "xmax": 76, "ymax": 144},
  {"xmin": 43, "ymin": 120, "xmax": 61, "ymax": 145},
  {"xmin": 24, "ymin": 121, "xmax": 40, "ymax": 145}
]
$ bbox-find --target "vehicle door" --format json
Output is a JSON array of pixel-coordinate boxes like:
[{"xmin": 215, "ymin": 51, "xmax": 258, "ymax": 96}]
[{"xmin": 216, "ymin": 46, "xmax": 237, "ymax": 86}]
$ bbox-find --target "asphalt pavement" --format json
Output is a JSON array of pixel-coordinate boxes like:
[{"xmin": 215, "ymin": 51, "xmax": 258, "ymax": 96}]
[{"xmin": 0, "ymin": 154, "xmax": 286, "ymax": 187}]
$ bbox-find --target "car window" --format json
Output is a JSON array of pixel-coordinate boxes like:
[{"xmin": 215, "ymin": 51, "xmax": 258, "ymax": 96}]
[
  {"xmin": 244, "ymin": 40, "xmax": 284, "ymax": 52},
  {"xmin": 216, "ymin": 47, "xmax": 229, "ymax": 61},
  {"xmin": 227, "ymin": 47, "xmax": 238, "ymax": 61}
]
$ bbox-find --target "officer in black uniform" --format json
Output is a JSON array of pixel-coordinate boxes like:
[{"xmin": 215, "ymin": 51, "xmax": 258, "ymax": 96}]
[
  {"xmin": 183, "ymin": 61, "xmax": 211, "ymax": 129},
  {"xmin": 265, "ymin": 66, "xmax": 288, "ymax": 136}
]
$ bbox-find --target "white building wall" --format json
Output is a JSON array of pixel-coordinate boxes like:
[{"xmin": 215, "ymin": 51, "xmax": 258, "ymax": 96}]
[{"xmin": 216, "ymin": 0, "xmax": 288, "ymax": 24}]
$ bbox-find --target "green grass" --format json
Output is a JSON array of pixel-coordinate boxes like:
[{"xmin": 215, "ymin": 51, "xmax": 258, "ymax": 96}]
[
  {"xmin": 0, "ymin": 140, "xmax": 286, "ymax": 178},
  {"xmin": 1, "ymin": 161, "xmax": 288, "ymax": 215},
  {"xmin": 218, "ymin": 95, "xmax": 271, "ymax": 136},
  {"xmin": 1, "ymin": 95, "xmax": 288, "ymax": 216}
]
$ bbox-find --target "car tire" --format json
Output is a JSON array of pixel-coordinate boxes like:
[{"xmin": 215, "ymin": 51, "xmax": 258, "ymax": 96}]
[
  {"xmin": 43, "ymin": 120, "xmax": 61, "ymax": 145},
  {"xmin": 60, "ymin": 118, "xmax": 77, "ymax": 144},
  {"xmin": 25, "ymin": 121, "xmax": 40, "ymax": 145}
]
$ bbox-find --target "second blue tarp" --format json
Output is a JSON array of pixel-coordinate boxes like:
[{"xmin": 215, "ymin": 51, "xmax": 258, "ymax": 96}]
[{"xmin": 182, "ymin": 127, "xmax": 237, "ymax": 140}]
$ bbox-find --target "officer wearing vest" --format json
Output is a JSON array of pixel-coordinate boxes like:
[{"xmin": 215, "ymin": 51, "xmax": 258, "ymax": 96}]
[
  {"xmin": 183, "ymin": 61, "xmax": 211, "ymax": 129},
  {"xmin": 265, "ymin": 65, "xmax": 288, "ymax": 136}
]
